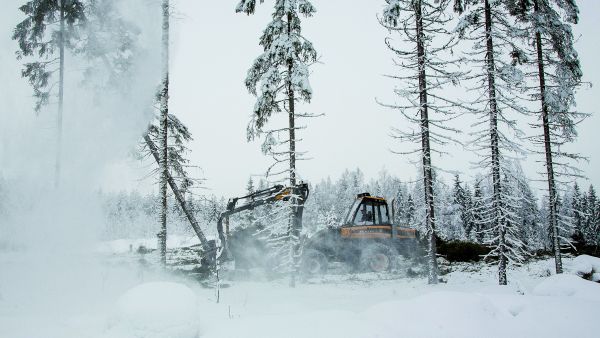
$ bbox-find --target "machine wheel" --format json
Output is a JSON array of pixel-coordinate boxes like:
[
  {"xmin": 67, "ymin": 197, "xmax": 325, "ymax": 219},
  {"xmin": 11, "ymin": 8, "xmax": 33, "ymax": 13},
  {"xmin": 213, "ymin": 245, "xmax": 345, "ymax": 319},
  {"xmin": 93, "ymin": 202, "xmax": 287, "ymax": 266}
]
[
  {"xmin": 360, "ymin": 243, "xmax": 397, "ymax": 273},
  {"xmin": 300, "ymin": 249, "xmax": 328, "ymax": 276}
]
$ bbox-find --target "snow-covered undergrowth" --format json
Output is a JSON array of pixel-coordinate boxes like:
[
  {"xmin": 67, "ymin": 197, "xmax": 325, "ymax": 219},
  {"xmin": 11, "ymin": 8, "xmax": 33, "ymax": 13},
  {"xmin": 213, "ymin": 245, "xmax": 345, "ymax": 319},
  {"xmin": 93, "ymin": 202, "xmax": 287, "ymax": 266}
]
[{"xmin": 1, "ymin": 253, "xmax": 599, "ymax": 338}]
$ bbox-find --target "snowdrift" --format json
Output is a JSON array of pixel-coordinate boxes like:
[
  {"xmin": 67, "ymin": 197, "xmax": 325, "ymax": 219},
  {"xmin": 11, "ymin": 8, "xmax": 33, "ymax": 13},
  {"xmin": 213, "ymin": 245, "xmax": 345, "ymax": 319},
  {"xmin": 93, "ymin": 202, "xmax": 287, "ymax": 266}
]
[
  {"xmin": 564, "ymin": 255, "xmax": 600, "ymax": 282},
  {"xmin": 108, "ymin": 282, "xmax": 200, "ymax": 338}
]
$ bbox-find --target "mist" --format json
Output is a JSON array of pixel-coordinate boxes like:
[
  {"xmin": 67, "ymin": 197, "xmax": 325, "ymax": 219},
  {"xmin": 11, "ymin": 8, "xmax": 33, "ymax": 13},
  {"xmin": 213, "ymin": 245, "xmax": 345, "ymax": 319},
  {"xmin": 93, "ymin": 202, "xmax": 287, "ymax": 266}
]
[{"xmin": 0, "ymin": 1, "xmax": 166, "ymax": 334}]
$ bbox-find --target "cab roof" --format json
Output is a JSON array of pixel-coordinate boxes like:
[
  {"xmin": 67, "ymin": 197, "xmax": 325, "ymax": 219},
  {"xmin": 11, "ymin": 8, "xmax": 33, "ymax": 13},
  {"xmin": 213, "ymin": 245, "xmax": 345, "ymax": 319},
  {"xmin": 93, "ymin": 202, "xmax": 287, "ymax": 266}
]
[{"xmin": 356, "ymin": 193, "xmax": 386, "ymax": 202}]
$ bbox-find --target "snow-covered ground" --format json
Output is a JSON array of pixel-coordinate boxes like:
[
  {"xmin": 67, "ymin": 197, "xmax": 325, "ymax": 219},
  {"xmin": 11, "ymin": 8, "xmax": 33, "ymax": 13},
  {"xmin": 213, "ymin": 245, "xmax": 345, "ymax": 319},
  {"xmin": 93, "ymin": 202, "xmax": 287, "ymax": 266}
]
[
  {"xmin": 95, "ymin": 235, "xmax": 203, "ymax": 255},
  {"xmin": 1, "ymin": 247, "xmax": 599, "ymax": 338}
]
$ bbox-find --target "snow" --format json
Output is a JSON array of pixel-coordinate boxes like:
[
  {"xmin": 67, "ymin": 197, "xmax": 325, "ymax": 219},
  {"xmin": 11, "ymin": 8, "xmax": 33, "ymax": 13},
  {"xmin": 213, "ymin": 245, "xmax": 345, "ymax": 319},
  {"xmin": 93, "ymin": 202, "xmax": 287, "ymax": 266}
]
[
  {"xmin": 96, "ymin": 235, "xmax": 202, "ymax": 254},
  {"xmin": 1, "ymin": 254, "xmax": 599, "ymax": 338},
  {"xmin": 108, "ymin": 282, "xmax": 199, "ymax": 338},
  {"xmin": 533, "ymin": 273, "xmax": 600, "ymax": 301},
  {"xmin": 564, "ymin": 254, "xmax": 600, "ymax": 278}
]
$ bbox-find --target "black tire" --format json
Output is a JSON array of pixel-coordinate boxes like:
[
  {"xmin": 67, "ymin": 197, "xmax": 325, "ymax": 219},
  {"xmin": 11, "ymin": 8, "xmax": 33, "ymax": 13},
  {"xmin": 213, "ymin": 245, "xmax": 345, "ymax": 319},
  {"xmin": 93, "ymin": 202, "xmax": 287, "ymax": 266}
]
[
  {"xmin": 300, "ymin": 249, "xmax": 328, "ymax": 276},
  {"xmin": 360, "ymin": 243, "xmax": 398, "ymax": 273}
]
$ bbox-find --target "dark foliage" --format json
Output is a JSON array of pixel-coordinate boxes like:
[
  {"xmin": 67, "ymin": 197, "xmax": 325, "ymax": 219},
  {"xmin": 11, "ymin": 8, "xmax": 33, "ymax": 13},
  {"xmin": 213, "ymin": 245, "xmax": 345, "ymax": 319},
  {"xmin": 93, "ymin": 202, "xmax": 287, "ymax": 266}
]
[{"xmin": 437, "ymin": 238, "xmax": 492, "ymax": 262}]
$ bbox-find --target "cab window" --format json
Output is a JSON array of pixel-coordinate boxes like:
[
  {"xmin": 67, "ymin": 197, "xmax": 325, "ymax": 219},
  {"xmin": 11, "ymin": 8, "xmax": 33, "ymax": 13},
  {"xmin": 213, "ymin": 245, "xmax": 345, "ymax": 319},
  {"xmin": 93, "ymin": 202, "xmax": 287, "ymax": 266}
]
[
  {"xmin": 379, "ymin": 204, "xmax": 390, "ymax": 224},
  {"xmin": 353, "ymin": 202, "xmax": 374, "ymax": 225}
]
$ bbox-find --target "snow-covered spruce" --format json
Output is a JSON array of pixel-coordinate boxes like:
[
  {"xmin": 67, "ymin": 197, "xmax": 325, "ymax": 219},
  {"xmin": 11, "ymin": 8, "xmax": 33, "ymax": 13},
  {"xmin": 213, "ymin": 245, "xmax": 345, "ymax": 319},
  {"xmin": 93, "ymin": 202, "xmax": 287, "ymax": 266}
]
[
  {"xmin": 379, "ymin": 0, "xmax": 468, "ymax": 284},
  {"xmin": 454, "ymin": 0, "xmax": 531, "ymax": 285},
  {"xmin": 510, "ymin": 0, "xmax": 586, "ymax": 274},
  {"xmin": 236, "ymin": 0, "xmax": 318, "ymax": 286}
]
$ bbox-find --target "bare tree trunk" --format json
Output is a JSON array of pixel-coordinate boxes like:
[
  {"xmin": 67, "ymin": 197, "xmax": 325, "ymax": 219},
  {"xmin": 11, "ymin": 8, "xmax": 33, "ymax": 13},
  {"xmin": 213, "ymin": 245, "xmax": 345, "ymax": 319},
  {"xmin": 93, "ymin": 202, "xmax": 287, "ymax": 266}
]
[
  {"xmin": 55, "ymin": 0, "xmax": 65, "ymax": 188},
  {"xmin": 286, "ymin": 11, "xmax": 299, "ymax": 288},
  {"xmin": 534, "ymin": 0, "xmax": 562, "ymax": 274},
  {"xmin": 143, "ymin": 135, "xmax": 209, "ymax": 251},
  {"xmin": 414, "ymin": 0, "xmax": 438, "ymax": 285},
  {"xmin": 483, "ymin": 0, "xmax": 507, "ymax": 285},
  {"xmin": 158, "ymin": 0, "xmax": 170, "ymax": 266}
]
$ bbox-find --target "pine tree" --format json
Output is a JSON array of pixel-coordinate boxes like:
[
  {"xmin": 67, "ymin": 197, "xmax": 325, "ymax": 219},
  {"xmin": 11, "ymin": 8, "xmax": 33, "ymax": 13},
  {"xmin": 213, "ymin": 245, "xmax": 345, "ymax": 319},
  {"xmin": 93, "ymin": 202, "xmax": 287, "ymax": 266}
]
[
  {"xmin": 454, "ymin": 0, "xmax": 530, "ymax": 285},
  {"xmin": 236, "ymin": 0, "xmax": 318, "ymax": 287},
  {"xmin": 13, "ymin": 0, "xmax": 86, "ymax": 187},
  {"xmin": 381, "ymin": 0, "xmax": 469, "ymax": 284}
]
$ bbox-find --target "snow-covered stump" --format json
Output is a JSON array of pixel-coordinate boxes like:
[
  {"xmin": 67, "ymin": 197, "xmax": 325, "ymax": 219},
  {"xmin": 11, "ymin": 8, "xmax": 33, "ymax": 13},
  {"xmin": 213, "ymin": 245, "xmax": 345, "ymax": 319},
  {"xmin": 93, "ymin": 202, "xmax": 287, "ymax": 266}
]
[{"xmin": 108, "ymin": 282, "xmax": 199, "ymax": 338}]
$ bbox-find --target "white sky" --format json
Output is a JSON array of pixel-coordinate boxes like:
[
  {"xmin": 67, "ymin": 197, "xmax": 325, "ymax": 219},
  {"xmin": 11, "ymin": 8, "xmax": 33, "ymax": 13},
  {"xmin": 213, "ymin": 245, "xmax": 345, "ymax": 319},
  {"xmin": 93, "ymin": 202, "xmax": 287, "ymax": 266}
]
[
  {"xmin": 167, "ymin": 0, "xmax": 600, "ymax": 197},
  {"xmin": 0, "ymin": 0, "xmax": 598, "ymax": 199}
]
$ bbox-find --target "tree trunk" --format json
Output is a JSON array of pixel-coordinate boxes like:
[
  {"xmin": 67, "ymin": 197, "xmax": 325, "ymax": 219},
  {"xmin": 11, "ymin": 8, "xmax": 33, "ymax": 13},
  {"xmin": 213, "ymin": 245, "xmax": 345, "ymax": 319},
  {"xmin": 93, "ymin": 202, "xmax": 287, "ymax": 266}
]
[
  {"xmin": 158, "ymin": 0, "xmax": 170, "ymax": 266},
  {"xmin": 143, "ymin": 135, "xmax": 210, "ymax": 251},
  {"xmin": 534, "ymin": 0, "xmax": 562, "ymax": 274},
  {"xmin": 414, "ymin": 0, "xmax": 438, "ymax": 285},
  {"xmin": 286, "ymin": 11, "xmax": 299, "ymax": 288},
  {"xmin": 483, "ymin": 0, "xmax": 507, "ymax": 285},
  {"xmin": 55, "ymin": 0, "xmax": 65, "ymax": 188}
]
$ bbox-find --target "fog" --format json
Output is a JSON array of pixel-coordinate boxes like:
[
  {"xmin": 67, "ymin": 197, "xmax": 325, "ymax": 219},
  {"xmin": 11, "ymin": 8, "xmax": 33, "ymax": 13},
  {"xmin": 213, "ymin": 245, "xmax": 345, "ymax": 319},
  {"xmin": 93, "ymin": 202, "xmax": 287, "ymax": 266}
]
[{"xmin": 0, "ymin": 1, "xmax": 165, "ymax": 333}]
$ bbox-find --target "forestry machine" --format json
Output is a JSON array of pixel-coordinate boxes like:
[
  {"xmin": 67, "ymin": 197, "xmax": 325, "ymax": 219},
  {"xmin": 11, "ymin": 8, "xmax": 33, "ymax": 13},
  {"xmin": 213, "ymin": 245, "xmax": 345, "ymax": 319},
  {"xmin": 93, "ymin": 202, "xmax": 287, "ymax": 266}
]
[
  {"xmin": 215, "ymin": 183, "xmax": 310, "ymax": 267},
  {"xmin": 214, "ymin": 184, "xmax": 420, "ymax": 275},
  {"xmin": 300, "ymin": 193, "xmax": 419, "ymax": 274}
]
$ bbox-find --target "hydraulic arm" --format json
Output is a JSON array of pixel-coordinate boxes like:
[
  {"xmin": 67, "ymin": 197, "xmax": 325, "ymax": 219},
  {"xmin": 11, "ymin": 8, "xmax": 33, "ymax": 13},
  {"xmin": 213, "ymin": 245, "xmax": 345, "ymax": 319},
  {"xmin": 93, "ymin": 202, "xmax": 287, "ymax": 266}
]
[{"xmin": 216, "ymin": 183, "xmax": 309, "ymax": 260}]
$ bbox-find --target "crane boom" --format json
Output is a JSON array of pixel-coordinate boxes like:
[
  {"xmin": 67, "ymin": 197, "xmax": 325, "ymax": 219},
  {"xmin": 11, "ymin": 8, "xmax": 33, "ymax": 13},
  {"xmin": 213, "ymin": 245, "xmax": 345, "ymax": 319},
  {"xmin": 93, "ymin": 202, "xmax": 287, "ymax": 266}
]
[{"xmin": 216, "ymin": 183, "xmax": 309, "ymax": 261}]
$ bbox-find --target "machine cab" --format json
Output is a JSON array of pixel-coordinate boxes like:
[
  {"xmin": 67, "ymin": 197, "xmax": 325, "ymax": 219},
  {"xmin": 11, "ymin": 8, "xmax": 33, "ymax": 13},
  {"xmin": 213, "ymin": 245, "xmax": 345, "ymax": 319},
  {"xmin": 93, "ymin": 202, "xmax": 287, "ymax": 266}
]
[
  {"xmin": 340, "ymin": 193, "xmax": 416, "ymax": 240},
  {"xmin": 343, "ymin": 193, "xmax": 391, "ymax": 226}
]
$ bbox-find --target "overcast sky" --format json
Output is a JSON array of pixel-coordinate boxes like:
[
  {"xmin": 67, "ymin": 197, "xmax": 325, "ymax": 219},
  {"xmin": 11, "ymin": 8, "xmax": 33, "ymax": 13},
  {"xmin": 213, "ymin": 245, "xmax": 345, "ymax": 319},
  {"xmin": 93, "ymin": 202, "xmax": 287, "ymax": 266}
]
[
  {"xmin": 165, "ymin": 0, "xmax": 599, "ymax": 197},
  {"xmin": 0, "ymin": 0, "xmax": 598, "ymax": 199}
]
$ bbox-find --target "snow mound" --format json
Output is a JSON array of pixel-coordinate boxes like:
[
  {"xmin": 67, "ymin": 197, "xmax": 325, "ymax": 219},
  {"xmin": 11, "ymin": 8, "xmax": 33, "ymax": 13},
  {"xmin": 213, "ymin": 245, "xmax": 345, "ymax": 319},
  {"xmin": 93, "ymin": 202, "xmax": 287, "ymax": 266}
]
[
  {"xmin": 108, "ymin": 282, "xmax": 199, "ymax": 338},
  {"xmin": 565, "ymin": 255, "xmax": 600, "ymax": 278},
  {"xmin": 533, "ymin": 274, "xmax": 600, "ymax": 302}
]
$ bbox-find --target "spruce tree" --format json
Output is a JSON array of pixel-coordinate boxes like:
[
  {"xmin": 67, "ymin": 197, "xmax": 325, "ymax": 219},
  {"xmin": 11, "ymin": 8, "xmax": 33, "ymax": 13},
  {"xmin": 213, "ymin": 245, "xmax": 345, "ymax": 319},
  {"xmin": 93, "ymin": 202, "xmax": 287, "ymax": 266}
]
[
  {"xmin": 236, "ymin": 0, "xmax": 318, "ymax": 287},
  {"xmin": 244, "ymin": 177, "xmax": 257, "ymax": 228},
  {"xmin": 517, "ymin": 172, "xmax": 543, "ymax": 250},
  {"xmin": 380, "ymin": 0, "xmax": 468, "ymax": 284},
  {"xmin": 471, "ymin": 180, "xmax": 486, "ymax": 244},
  {"xmin": 13, "ymin": 0, "xmax": 86, "ymax": 187},
  {"xmin": 509, "ymin": 0, "xmax": 585, "ymax": 274},
  {"xmin": 406, "ymin": 194, "xmax": 415, "ymax": 226},
  {"xmin": 454, "ymin": 0, "xmax": 530, "ymax": 285},
  {"xmin": 452, "ymin": 175, "xmax": 473, "ymax": 239},
  {"xmin": 585, "ymin": 185, "xmax": 598, "ymax": 246},
  {"xmin": 570, "ymin": 183, "xmax": 584, "ymax": 246}
]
